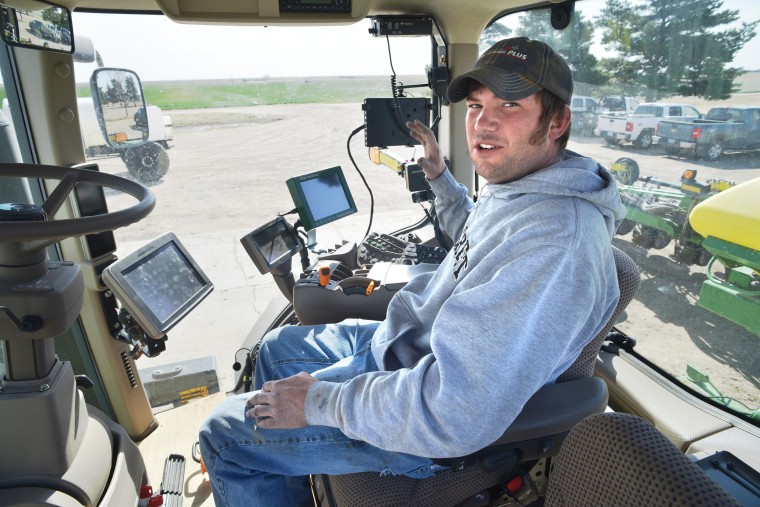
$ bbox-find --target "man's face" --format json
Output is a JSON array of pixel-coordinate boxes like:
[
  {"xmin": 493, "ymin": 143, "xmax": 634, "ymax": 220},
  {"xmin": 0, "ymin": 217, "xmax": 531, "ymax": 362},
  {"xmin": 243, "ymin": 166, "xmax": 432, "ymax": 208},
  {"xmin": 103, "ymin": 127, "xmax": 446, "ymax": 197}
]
[{"xmin": 465, "ymin": 87, "xmax": 563, "ymax": 184}]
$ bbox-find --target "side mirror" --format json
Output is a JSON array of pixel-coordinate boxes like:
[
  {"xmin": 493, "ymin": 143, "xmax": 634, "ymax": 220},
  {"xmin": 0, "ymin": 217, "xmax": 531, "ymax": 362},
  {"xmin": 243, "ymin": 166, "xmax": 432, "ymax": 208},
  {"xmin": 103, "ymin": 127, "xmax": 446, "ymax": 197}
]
[
  {"xmin": 90, "ymin": 68, "xmax": 149, "ymax": 148},
  {"xmin": 0, "ymin": 0, "xmax": 73, "ymax": 54}
]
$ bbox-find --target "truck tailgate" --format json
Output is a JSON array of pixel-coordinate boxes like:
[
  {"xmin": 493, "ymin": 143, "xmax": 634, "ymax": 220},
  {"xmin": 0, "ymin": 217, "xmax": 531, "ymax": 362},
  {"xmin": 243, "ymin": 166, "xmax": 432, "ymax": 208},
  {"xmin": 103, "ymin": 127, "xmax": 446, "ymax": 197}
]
[
  {"xmin": 597, "ymin": 115, "xmax": 628, "ymax": 135},
  {"xmin": 659, "ymin": 121, "xmax": 696, "ymax": 140},
  {"xmin": 606, "ymin": 117, "xmax": 622, "ymax": 128}
]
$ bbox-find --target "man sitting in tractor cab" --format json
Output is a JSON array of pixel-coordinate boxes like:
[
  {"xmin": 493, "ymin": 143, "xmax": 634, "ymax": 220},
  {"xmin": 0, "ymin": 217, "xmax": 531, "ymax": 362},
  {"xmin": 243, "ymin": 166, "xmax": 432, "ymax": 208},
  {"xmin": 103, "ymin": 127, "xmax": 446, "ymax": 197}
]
[{"xmin": 199, "ymin": 37, "xmax": 626, "ymax": 506}]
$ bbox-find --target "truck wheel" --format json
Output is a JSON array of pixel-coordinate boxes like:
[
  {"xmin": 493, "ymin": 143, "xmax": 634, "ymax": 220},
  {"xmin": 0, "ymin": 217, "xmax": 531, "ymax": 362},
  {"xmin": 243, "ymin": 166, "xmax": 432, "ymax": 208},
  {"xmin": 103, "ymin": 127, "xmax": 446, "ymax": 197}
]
[
  {"xmin": 703, "ymin": 142, "xmax": 723, "ymax": 161},
  {"xmin": 633, "ymin": 130, "xmax": 653, "ymax": 149},
  {"xmin": 123, "ymin": 141, "xmax": 170, "ymax": 183},
  {"xmin": 604, "ymin": 137, "xmax": 619, "ymax": 147},
  {"xmin": 696, "ymin": 249, "xmax": 712, "ymax": 267},
  {"xmin": 653, "ymin": 230, "xmax": 671, "ymax": 249},
  {"xmin": 632, "ymin": 225, "xmax": 657, "ymax": 249},
  {"xmin": 616, "ymin": 219, "xmax": 636, "ymax": 236}
]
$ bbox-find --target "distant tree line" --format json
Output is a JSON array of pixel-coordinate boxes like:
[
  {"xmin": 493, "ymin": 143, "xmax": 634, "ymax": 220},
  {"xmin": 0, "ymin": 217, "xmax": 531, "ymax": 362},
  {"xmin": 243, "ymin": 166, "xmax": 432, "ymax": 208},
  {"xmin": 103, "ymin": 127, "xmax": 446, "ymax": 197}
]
[
  {"xmin": 97, "ymin": 76, "xmax": 141, "ymax": 113},
  {"xmin": 41, "ymin": 7, "xmax": 68, "ymax": 29},
  {"xmin": 481, "ymin": 0, "xmax": 758, "ymax": 100}
]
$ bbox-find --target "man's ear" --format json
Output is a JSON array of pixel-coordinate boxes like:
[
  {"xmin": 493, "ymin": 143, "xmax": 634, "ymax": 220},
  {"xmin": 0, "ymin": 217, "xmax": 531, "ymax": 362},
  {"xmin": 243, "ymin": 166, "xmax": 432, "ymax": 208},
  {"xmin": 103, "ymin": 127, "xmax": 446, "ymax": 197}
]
[{"xmin": 549, "ymin": 104, "xmax": 572, "ymax": 141}]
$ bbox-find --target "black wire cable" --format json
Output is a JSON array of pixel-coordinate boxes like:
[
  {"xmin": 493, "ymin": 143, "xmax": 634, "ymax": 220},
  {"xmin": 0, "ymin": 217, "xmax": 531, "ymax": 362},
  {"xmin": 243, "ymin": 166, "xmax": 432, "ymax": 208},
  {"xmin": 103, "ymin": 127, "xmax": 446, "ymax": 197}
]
[
  {"xmin": 346, "ymin": 124, "xmax": 374, "ymax": 240},
  {"xmin": 277, "ymin": 208, "xmax": 299, "ymax": 217},
  {"xmin": 230, "ymin": 347, "xmax": 252, "ymax": 393},
  {"xmin": 429, "ymin": 201, "xmax": 453, "ymax": 251},
  {"xmin": 385, "ymin": 34, "xmax": 413, "ymax": 137},
  {"xmin": 232, "ymin": 347, "xmax": 249, "ymax": 370},
  {"xmin": 386, "ymin": 34, "xmax": 399, "ymax": 97},
  {"xmin": 292, "ymin": 219, "xmax": 311, "ymax": 271}
]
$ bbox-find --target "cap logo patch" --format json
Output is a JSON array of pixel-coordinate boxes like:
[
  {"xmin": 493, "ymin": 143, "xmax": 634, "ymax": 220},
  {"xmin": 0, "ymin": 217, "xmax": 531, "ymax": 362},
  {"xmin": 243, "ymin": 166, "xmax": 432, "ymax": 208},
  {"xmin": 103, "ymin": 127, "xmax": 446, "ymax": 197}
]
[{"xmin": 486, "ymin": 45, "xmax": 528, "ymax": 61}]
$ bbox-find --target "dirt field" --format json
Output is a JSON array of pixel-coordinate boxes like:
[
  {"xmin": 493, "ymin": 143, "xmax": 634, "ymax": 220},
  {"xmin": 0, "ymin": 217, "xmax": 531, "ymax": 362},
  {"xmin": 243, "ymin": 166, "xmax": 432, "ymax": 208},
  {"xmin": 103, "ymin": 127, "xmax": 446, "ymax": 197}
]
[{"xmin": 92, "ymin": 103, "xmax": 760, "ymax": 412}]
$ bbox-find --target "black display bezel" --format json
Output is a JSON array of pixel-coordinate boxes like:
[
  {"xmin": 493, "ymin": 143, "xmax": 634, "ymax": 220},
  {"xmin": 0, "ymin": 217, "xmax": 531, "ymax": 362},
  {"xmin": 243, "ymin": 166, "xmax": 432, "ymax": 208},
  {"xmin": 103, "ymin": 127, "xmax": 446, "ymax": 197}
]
[
  {"xmin": 240, "ymin": 216, "xmax": 303, "ymax": 274},
  {"xmin": 285, "ymin": 166, "xmax": 357, "ymax": 231},
  {"xmin": 101, "ymin": 232, "xmax": 213, "ymax": 339}
]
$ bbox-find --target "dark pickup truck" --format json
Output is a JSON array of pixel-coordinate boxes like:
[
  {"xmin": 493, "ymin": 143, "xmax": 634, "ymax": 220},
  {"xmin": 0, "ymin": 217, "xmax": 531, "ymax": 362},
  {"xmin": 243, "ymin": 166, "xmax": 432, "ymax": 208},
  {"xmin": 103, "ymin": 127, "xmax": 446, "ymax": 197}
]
[{"xmin": 653, "ymin": 106, "xmax": 760, "ymax": 161}]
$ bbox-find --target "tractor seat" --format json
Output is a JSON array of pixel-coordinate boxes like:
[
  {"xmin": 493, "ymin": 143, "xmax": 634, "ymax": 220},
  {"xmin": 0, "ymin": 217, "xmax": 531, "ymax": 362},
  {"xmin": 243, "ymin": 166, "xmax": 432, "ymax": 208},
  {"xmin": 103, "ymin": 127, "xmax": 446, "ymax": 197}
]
[{"xmin": 312, "ymin": 246, "xmax": 641, "ymax": 507}]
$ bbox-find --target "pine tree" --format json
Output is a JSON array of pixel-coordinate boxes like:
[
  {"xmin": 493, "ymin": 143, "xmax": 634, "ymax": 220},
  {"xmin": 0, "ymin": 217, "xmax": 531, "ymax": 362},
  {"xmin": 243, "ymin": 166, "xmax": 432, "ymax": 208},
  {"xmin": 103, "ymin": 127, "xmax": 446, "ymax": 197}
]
[
  {"xmin": 595, "ymin": 0, "xmax": 642, "ymax": 91},
  {"xmin": 513, "ymin": 9, "xmax": 608, "ymax": 87},
  {"xmin": 479, "ymin": 23, "xmax": 512, "ymax": 53},
  {"xmin": 596, "ymin": 0, "xmax": 758, "ymax": 100}
]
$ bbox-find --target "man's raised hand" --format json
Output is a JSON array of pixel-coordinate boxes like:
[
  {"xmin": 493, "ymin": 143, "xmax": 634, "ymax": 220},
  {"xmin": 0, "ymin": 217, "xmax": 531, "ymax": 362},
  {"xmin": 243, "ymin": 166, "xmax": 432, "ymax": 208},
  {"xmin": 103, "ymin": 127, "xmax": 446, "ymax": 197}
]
[{"xmin": 407, "ymin": 119, "xmax": 445, "ymax": 180}]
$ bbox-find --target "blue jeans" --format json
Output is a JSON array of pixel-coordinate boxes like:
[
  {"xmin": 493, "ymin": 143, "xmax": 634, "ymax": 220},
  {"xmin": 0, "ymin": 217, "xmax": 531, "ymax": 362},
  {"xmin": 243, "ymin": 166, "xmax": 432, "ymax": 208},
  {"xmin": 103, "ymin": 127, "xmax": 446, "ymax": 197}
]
[{"xmin": 199, "ymin": 319, "xmax": 442, "ymax": 506}]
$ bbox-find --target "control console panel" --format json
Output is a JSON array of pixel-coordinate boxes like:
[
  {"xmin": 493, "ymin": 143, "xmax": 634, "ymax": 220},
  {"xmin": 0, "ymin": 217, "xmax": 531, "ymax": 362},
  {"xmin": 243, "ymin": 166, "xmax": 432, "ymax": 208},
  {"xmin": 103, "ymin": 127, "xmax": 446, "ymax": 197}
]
[
  {"xmin": 358, "ymin": 232, "xmax": 447, "ymax": 266},
  {"xmin": 293, "ymin": 260, "xmax": 439, "ymax": 325}
]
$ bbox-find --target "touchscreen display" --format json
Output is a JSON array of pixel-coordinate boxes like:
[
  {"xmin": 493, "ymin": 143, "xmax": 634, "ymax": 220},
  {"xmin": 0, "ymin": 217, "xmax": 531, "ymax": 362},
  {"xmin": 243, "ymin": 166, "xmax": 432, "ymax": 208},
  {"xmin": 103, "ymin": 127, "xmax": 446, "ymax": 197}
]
[
  {"xmin": 121, "ymin": 242, "xmax": 206, "ymax": 323},
  {"xmin": 300, "ymin": 172, "xmax": 352, "ymax": 221},
  {"xmin": 286, "ymin": 166, "xmax": 357, "ymax": 231},
  {"xmin": 253, "ymin": 219, "xmax": 300, "ymax": 266}
]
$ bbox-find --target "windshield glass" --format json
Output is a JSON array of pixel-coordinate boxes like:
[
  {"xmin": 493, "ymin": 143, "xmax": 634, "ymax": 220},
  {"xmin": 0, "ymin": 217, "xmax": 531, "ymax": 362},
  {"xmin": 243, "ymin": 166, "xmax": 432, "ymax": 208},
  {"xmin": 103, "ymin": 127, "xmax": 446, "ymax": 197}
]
[
  {"xmin": 488, "ymin": 0, "xmax": 760, "ymax": 423},
  {"xmin": 602, "ymin": 96, "xmax": 624, "ymax": 110},
  {"xmin": 704, "ymin": 107, "xmax": 745, "ymax": 122},
  {"xmin": 70, "ymin": 12, "xmax": 431, "ymax": 402},
  {"xmin": 636, "ymin": 105, "xmax": 662, "ymax": 116}
]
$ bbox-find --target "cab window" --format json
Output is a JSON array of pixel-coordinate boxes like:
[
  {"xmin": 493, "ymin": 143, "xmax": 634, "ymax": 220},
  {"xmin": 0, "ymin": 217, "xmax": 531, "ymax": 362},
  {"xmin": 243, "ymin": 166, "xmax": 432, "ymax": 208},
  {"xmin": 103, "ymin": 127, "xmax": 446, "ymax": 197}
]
[
  {"xmin": 485, "ymin": 0, "xmax": 760, "ymax": 423},
  {"xmin": 70, "ymin": 12, "xmax": 432, "ymax": 394}
]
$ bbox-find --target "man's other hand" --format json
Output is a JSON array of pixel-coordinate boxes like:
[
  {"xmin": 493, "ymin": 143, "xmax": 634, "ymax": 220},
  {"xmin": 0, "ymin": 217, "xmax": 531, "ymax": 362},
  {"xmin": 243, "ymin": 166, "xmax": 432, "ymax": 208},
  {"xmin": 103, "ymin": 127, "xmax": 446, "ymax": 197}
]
[
  {"xmin": 246, "ymin": 372, "xmax": 317, "ymax": 429},
  {"xmin": 407, "ymin": 119, "xmax": 445, "ymax": 180}
]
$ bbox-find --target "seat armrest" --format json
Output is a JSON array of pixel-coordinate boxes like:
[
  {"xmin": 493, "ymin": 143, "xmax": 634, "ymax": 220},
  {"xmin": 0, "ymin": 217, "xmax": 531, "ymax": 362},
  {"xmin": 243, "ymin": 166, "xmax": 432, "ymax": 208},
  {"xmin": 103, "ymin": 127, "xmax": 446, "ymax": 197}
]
[
  {"xmin": 490, "ymin": 377, "xmax": 608, "ymax": 446},
  {"xmin": 430, "ymin": 377, "xmax": 609, "ymax": 468},
  {"xmin": 294, "ymin": 263, "xmax": 439, "ymax": 325}
]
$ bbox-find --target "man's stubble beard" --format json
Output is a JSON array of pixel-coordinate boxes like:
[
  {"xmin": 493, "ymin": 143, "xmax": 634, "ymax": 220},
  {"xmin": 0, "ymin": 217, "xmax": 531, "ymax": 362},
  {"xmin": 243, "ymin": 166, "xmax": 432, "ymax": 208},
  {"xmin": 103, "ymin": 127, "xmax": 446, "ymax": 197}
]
[{"xmin": 473, "ymin": 122, "xmax": 552, "ymax": 184}]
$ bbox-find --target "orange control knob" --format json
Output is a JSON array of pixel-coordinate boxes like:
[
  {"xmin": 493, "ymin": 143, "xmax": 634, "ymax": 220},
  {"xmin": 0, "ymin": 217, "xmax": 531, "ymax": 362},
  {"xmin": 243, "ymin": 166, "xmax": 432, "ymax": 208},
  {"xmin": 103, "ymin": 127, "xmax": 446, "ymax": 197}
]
[{"xmin": 319, "ymin": 266, "xmax": 331, "ymax": 286}]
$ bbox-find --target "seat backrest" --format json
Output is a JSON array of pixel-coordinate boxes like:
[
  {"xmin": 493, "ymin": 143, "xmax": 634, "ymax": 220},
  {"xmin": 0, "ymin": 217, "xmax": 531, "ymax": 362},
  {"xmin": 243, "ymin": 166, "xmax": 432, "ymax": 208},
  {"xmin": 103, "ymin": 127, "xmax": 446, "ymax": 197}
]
[
  {"xmin": 545, "ymin": 412, "xmax": 741, "ymax": 507},
  {"xmin": 557, "ymin": 246, "xmax": 640, "ymax": 382},
  {"xmin": 439, "ymin": 246, "xmax": 640, "ymax": 450}
]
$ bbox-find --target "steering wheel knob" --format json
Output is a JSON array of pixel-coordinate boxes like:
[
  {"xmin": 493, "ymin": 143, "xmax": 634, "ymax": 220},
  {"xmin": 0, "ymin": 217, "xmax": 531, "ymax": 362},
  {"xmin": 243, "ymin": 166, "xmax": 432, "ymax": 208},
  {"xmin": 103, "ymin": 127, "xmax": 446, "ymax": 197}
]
[{"xmin": 0, "ymin": 203, "xmax": 46, "ymax": 222}]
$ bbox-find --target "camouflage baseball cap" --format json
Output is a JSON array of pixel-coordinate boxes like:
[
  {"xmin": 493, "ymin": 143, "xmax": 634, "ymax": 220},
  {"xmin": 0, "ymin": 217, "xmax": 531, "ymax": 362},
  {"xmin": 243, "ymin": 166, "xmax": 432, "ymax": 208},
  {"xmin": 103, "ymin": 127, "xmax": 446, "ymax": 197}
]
[{"xmin": 447, "ymin": 37, "xmax": 573, "ymax": 105}]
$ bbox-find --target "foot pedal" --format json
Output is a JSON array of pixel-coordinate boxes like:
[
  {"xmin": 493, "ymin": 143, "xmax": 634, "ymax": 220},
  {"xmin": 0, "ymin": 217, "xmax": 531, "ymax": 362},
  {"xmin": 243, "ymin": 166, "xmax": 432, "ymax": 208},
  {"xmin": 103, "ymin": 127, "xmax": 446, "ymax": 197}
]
[{"xmin": 160, "ymin": 454, "xmax": 186, "ymax": 507}]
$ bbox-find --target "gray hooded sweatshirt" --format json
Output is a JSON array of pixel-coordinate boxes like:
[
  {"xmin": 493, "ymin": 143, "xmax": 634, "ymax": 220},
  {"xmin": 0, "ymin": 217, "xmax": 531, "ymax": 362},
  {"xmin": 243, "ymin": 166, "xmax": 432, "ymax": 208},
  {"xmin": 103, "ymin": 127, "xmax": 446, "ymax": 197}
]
[{"xmin": 306, "ymin": 149, "xmax": 626, "ymax": 459}]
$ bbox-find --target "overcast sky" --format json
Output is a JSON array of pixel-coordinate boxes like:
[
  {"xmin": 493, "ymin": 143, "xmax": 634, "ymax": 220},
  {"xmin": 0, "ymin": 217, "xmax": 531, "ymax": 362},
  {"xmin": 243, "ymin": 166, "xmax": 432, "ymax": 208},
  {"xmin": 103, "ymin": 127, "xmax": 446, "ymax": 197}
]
[
  {"xmin": 72, "ymin": 17, "xmax": 430, "ymax": 81},
  {"xmin": 68, "ymin": 0, "xmax": 760, "ymax": 82}
]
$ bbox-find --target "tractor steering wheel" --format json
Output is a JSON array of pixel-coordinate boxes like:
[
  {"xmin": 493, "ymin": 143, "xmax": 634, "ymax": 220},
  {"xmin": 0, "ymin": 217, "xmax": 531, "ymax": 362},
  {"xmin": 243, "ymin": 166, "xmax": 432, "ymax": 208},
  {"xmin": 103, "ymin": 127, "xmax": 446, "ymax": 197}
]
[{"xmin": 0, "ymin": 163, "xmax": 154, "ymax": 247}]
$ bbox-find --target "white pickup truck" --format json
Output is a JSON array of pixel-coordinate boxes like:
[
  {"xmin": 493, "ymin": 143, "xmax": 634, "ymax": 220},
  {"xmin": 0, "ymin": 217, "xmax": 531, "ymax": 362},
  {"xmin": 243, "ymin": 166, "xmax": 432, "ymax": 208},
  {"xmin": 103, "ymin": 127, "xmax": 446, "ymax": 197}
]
[
  {"xmin": 77, "ymin": 98, "xmax": 173, "ymax": 158},
  {"xmin": 595, "ymin": 102, "xmax": 702, "ymax": 149},
  {"xmin": 570, "ymin": 95, "xmax": 598, "ymax": 135},
  {"xmin": 3, "ymin": 96, "xmax": 173, "ymax": 182}
]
